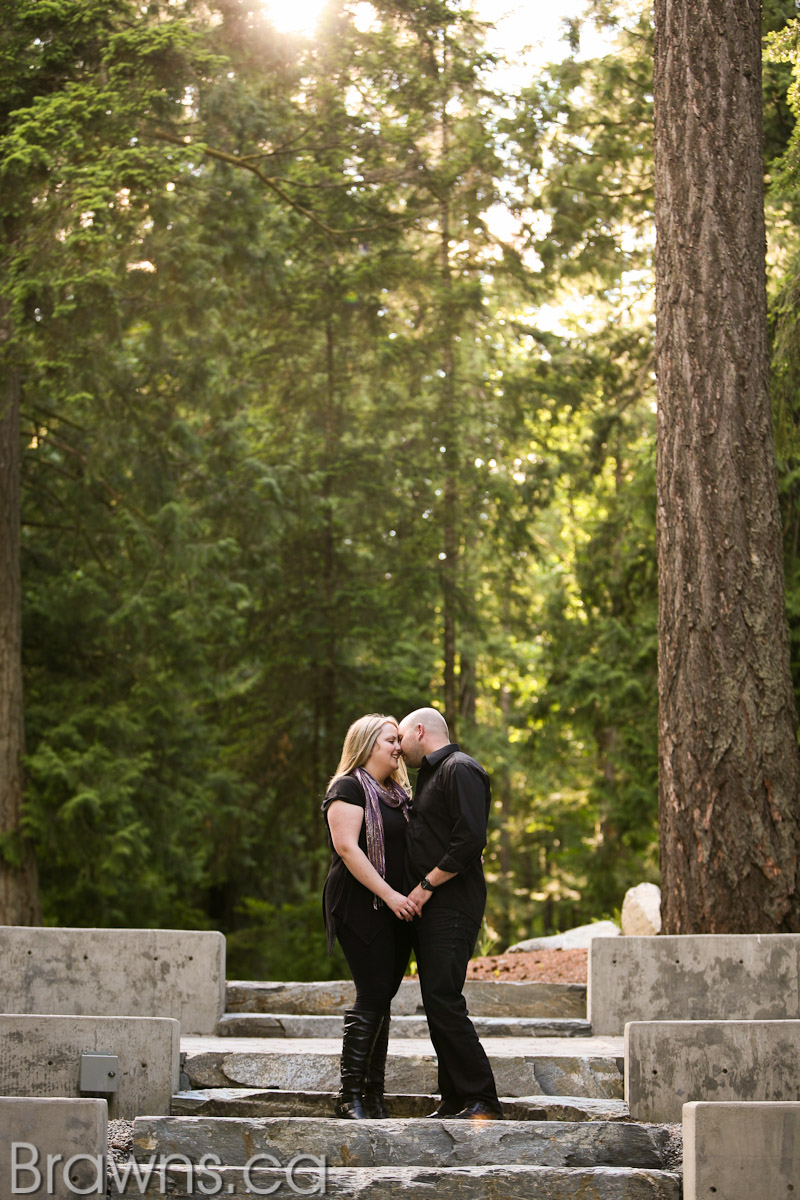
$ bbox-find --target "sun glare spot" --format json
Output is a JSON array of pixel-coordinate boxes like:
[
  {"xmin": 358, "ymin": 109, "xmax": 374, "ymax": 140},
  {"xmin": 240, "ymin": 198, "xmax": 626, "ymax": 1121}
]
[
  {"xmin": 263, "ymin": 0, "xmax": 377, "ymax": 33},
  {"xmin": 263, "ymin": 0, "xmax": 326, "ymax": 34},
  {"xmin": 353, "ymin": 2, "xmax": 378, "ymax": 31}
]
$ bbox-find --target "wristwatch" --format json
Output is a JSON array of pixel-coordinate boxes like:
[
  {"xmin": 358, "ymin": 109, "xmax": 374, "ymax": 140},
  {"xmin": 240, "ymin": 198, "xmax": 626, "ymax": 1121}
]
[{"xmin": 419, "ymin": 876, "xmax": 436, "ymax": 892}]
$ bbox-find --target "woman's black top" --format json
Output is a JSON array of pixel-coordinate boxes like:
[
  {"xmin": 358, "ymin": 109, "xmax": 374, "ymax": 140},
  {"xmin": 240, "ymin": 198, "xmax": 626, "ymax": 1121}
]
[{"xmin": 322, "ymin": 773, "xmax": 408, "ymax": 954}]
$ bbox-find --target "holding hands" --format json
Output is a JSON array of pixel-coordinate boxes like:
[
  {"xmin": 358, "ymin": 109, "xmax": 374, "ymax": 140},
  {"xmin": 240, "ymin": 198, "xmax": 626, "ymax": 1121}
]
[{"xmin": 386, "ymin": 890, "xmax": 422, "ymax": 921}]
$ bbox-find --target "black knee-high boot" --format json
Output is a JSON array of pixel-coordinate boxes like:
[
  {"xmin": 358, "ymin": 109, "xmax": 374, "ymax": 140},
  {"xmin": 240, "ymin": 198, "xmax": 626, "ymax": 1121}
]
[
  {"xmin": 362, "ymin": 1009, "xmax": 390, "ymax": 1118},
  {"xmin": 334, "ymin": 1009, "xmax": 382, "ymax": 1119}
]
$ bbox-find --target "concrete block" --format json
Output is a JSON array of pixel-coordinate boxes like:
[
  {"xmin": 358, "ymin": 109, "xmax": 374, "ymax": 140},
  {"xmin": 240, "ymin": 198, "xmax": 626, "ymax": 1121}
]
[
  {"xmin": 0, "ymin": 1097, "xmax": 106, "ymax": 1198},
  {"xmin": 589, "ymin": 933, "xmax": 800, "ymax": 1034},
  {"xmin": 683, "ymin": 1101, "xmax": 800, "ymax": 1200},
  {"xmin": 625, "ymin": 1019, "xmax": 800, "ymax": 1124},
  {"xmin": 0, "ymin": 1014, "xmax": 180, "ymax": 1119},
  {"xmin": 0, "ymin": 925, "xmax": 225, "ymax": 1034}
]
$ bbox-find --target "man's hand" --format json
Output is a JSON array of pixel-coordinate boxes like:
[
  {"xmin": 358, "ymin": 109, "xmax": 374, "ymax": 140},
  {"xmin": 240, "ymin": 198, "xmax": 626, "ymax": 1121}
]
[
  {"xmin": 408, "ymin": 867, "xmax": 457, "ymax": 914},
  {"xmin": 408, "ymin": 883, "xmax": 432, "ymax": 911}
]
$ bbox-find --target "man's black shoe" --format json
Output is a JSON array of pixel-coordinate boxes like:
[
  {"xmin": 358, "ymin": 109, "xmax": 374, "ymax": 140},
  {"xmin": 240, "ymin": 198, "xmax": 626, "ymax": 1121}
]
[
  {"xmin": 426, "ymin": 1100, "xmax": 461, "ymax": 1118},
  {"xmin": 452, "ymin": 1100, "xmax": 503, "ymax": 1120}
]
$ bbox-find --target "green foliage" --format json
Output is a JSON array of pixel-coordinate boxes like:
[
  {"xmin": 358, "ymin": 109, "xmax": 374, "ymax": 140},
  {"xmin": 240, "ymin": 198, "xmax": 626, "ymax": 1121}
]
[
  {"xmin": 226, "ymin": 897, "xmax": 348, "ymax": 981},
  {"xmin": 765, "ymin": 7, "xmax": 800, "ymax": 707}
]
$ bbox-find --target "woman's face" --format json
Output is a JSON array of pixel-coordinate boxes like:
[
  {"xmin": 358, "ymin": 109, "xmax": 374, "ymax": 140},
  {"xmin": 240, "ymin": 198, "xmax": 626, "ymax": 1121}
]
[{"xmin": 365, "ymin": 722, "xmax": 402, "ymax": 781}]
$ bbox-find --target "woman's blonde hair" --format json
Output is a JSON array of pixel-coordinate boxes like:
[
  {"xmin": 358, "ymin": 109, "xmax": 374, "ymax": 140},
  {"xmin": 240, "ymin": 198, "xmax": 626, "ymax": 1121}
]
[{"xmin": 328, "ymin": 713, "xmax": 411, "ymax": 795}]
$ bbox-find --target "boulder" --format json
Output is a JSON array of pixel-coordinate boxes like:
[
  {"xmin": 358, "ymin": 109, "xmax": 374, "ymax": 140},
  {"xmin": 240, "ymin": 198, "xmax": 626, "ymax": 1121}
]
[
  {"xmin": 507, "ymin": 921, "xmax": 621, "ymax": 953},
  {"xmin": 621, "ymin": 884, "xmax": 662, "ymax": 937}
]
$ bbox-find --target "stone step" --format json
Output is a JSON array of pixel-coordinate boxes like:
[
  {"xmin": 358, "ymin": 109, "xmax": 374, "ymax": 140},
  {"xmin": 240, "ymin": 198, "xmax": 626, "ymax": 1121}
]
[
  {"xmin": 226, "ymin": 977, "xmax": 587, "ymax": 1019},
  {"xmin": 109, "ymin": 1162, "xmax": 681, "ymax": 1200},
  {"xmin": 172, "ymin": 1087, "xmax": 631, "ymax": 1122},
  {"xmin": 133, "ymin": 1114, "xmax": 674, "ymax": 1170},
  {"xmin": 180, "ymin": 1035, "xmax": 624, "ymax": 1099},
  {"xmin": 216, "ymin": 1012, "xmax": 592, "ymax": 1038}
]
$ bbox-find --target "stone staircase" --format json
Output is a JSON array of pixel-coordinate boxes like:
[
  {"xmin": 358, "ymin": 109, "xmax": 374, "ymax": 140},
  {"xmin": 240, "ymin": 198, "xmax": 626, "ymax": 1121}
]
[{"xmin": 111, "ymin": 976, "xmax": 682, "ymax": 1198}]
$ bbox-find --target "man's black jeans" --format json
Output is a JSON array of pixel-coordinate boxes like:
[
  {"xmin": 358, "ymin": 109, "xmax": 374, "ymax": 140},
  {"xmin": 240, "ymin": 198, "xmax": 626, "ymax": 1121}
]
[{"xmin": 411, "ymin": 903, "xmax": 500, "ymax": 1109}]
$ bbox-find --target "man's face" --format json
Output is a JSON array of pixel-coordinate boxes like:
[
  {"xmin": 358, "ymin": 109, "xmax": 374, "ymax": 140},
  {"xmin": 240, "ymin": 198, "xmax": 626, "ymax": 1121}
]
[{"xmin": 398, "ymin": 720, "xmax": 425, "ymax": 769}]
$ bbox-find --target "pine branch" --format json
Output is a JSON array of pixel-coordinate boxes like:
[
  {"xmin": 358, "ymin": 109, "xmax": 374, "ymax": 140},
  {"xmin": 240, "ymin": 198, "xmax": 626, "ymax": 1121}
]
[{"xmin": 148, "ymin": 128, "xmax": 414, "ymax": 238}]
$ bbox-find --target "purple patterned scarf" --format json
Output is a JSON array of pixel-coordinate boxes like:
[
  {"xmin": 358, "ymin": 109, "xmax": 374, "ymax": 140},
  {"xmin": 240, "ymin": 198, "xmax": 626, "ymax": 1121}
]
[{"xmin": 354, "ymin": 767, "xmax": 410, "ymax": 909}]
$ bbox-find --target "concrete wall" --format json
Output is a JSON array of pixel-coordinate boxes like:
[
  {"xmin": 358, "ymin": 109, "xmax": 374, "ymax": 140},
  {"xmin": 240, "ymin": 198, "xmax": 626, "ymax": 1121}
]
[
  {"xmin": 0, "ymin": 1014, "xmax": 180, "ymax": 1119},
  {"xmin": 589, "ymin": 933, "xmax": 800, "ymax": 1034},
  {"xmin": 0, "ymin": 1097, "xmax": 107, "ymax": 1199},
  {"xmin": 626, "ymin": 1019, "xmax": 800, "ymax": 1124},
  {"xmin": 683, "ymin": 1101, "xmax": 800, "ymax": 1200},
  {"xmin": 0, "ymin": 926, "xmax": 225, "ymax": 1034}
]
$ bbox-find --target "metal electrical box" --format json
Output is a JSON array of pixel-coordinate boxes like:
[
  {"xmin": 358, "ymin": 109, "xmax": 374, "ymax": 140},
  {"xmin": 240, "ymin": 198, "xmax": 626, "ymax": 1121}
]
[{"xmin": 79, "ymin": 1052, "xmax": 119, "ymax": 1094}]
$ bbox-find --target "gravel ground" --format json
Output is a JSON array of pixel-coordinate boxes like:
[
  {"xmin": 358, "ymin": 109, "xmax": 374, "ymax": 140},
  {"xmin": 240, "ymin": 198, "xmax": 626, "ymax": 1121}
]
[
  {"xmin": 107, "ymin": 1120, "xmax": 134, "ymax": 1184},
  {"xmin": 466, "ymin": 947, "xmax": 588, "ymax": 983},
  {"xmin": 658, "ymin": 1124, "xmax": 683, "ymax": 1172}
]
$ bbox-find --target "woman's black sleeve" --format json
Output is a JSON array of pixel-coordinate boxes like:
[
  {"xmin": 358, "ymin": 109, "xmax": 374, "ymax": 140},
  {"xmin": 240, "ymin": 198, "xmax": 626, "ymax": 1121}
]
[{"xmin": 322, "ymin": 775, "xmax": 365, "ymax": 813}]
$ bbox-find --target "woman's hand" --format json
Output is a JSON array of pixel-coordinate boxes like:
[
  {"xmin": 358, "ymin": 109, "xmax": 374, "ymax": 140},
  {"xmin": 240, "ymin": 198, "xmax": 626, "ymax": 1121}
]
[{"xmin": 386, "ymin": 890, "xmax": 421, "ymax": 922}]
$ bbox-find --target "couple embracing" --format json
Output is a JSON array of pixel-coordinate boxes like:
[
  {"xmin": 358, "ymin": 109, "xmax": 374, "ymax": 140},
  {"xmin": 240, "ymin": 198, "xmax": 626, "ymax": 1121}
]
[{"xmin": 322, "ymin": 708, "xmax": 503, "ymax": 1122}]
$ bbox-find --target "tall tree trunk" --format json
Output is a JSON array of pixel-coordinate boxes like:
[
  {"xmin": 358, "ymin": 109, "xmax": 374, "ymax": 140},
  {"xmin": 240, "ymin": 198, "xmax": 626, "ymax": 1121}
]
[
  {"xmin": 654, "ymin": 0, "xmax": 800, "ymax": 932},
  {"xmin": 459, "ymin": 653, "xmax": 476, "ymax": 724},
  {"xmin": 310, "ymin": 311, "xmax": 340, "ymax": 892},
  {"xmin": 0, "ymin": 341, "xmax": 41, "ymax": 924},
  {"xmin": 439, "ymin": 82, "xmax": 458, "ymax": 736},
  {"xmin": 496, "ymin": 684, "xmax": 513, "ymax": 945}
]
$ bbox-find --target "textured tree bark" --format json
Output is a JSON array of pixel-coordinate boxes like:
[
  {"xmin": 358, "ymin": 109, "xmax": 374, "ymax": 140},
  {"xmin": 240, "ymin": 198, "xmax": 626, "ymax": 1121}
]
[
  {"xmin": 439, "ymin": 161, "xmax": 459, "ymax": 737},
  {"xmin": 0, "ymin": 344, "xmax": 41, "ymax": 924},
  {"xmin": 654, "ymin": 0, "xmax": 800, "ymax": 931}
]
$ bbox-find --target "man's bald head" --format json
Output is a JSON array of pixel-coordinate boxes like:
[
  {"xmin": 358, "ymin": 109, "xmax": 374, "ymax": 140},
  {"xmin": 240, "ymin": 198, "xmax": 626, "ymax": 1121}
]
[{"xmin": 398, "ymin": 707, "xmax": 450, "ymax": 768}]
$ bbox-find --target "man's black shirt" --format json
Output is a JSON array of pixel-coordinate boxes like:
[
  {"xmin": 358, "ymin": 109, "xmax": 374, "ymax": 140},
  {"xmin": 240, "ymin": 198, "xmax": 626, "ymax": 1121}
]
[{"xmin": 404, "ymin": 743, "xmax": 490, "ymax": 925}]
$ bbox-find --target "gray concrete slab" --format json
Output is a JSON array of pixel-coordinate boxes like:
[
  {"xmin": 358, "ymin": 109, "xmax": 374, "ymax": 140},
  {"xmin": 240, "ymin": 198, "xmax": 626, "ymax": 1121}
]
[
  {"xmin": 171, "ymin": 1087, "xmax": 631, "ymax": 1122},
  {"xmin": 625, "ymin": 1019, "xmax": 800, "ymax": 1124},
  {"xmin": 181, "ymin": 1034, "xmax": 625, "ymax": 1099},
  {"xmin": 0, "ymin": 925, "xmax": 225, "ymax": 1033},
  {"xmin": 215, "ymin": 1012, "xmax": 592, "ymax": 1038},
  {"xmin": 589, "ymin": 933, "xmax": 800, "ymax": 1034},
  {"xmin": 133, "ymin": 1113, "xmax": 672, "ymax": 1169},
  {"xmin": 0, "ymin": 1097, "xmax": 106, "ymax": 1198},
  {"xmin": 683, "ymin": 1101, "xmax": 800, "ymax": 1200},
  {"xmin": 109, "ymin": 1162, "xmax": 682, "ymax": 1200},
  {"xmin": 226, "ymin": 977, "xmax": 587, "ymax": 1019},
  {"xmin": 0, "ymin": 1014, "xmax": 180, "ymax": 1119}
]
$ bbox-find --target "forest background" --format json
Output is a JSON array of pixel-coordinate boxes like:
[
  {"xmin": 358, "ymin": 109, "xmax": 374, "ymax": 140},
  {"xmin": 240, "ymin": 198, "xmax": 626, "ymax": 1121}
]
[{"xmin": 4, "ymin": 0, "xmax": 800, "ymax": 979}]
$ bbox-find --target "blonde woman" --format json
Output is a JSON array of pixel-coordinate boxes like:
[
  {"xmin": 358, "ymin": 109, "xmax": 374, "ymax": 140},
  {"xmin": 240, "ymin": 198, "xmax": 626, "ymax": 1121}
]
[{"xmin": 322, "ymin": 714, "xmax": 420, "ymax": 1119}]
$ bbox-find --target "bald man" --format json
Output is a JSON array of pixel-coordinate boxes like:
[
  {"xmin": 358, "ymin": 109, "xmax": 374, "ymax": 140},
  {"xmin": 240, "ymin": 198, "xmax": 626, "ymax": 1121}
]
[{"xmin": 397, "ymin": 707, "xmax": 503, "ymax": 1120}]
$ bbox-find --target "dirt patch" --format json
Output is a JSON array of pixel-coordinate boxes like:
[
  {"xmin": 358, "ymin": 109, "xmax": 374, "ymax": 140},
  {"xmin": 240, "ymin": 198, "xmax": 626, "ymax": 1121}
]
[{"xmin": 466, "ymin": 947, "xmax": 588, "ymax": 984}]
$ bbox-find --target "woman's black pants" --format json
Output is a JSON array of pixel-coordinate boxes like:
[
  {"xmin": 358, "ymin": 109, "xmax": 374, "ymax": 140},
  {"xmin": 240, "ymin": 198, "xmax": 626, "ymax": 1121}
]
[{"xmin": 336, "ymin": 916, "xmax": 412, "ymax": 1012}]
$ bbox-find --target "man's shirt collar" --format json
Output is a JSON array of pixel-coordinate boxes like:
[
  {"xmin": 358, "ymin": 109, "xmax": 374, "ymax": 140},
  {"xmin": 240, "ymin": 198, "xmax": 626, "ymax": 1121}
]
[{"xmin": 421, "ymin": 742, "xmax": 459, "ymax": 770}]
